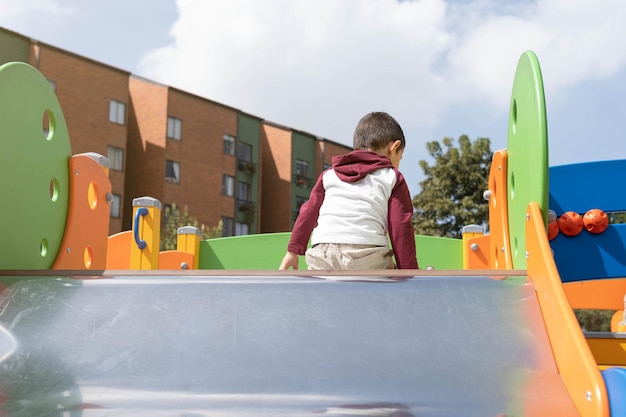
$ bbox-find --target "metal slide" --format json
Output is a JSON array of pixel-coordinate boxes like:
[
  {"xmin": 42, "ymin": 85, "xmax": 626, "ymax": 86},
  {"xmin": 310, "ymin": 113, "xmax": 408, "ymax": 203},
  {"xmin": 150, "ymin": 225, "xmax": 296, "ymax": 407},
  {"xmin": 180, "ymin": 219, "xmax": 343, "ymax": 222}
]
[{"xmin": 0, "ymin": 272, "xmax": 579, "ymax": 417}]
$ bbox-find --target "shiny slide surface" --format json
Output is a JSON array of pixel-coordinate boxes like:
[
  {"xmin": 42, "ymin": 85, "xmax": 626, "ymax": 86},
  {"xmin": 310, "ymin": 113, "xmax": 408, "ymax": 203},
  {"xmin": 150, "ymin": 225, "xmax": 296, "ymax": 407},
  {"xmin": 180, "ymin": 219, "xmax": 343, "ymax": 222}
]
[{"xmin": 0, "ymin": 272, "xmax": 575, "ymax": 417}]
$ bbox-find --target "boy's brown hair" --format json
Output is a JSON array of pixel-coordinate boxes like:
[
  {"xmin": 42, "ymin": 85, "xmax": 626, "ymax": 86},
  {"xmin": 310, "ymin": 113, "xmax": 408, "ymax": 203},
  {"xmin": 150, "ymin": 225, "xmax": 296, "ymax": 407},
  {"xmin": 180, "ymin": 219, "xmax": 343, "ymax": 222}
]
[{"xmin": 353, "ymin": 112, "xmax": 406, "ymax": 151}]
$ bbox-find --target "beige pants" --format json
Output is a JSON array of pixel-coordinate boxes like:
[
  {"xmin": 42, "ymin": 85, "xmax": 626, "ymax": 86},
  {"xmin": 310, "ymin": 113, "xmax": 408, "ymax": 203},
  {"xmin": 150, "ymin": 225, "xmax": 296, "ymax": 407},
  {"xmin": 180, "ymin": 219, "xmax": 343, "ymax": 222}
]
[{"xmin": 305, "ymin": 243, "xmax": 393, "ymax": 270}]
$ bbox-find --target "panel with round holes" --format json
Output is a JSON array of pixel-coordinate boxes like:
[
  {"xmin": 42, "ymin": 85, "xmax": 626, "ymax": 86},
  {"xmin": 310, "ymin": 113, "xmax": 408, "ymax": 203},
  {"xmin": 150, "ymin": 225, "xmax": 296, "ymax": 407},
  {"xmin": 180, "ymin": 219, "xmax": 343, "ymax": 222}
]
[{"xmin": 0, "ymin": 62, "xmax": 71, "ymax": 269}]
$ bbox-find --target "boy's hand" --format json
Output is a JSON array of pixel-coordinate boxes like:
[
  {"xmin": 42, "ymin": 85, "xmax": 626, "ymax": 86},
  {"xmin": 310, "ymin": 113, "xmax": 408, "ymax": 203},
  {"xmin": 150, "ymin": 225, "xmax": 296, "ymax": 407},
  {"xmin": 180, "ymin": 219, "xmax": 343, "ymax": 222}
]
[{"xmin": 279, "ymin": 252, "xmax": 300, "ymax": 270}]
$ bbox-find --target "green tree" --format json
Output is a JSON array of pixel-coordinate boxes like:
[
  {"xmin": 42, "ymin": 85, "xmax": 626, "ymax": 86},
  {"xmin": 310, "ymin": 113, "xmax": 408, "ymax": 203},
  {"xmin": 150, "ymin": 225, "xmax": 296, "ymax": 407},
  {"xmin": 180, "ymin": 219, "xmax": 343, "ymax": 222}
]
[
  {"xmin": 574, "ymin": 309, "xmax": 615, "ymax": 332},
  {"xmin": 412, "ymin": 135, "xmax": 493, "ymax": 238},
  {"xmin": 609, "ymin": 212, "xmax": 626, "ymax": 224},
  {"xmin": 161, "ymin": 204, "xmax": 223, "ymax": 251}
]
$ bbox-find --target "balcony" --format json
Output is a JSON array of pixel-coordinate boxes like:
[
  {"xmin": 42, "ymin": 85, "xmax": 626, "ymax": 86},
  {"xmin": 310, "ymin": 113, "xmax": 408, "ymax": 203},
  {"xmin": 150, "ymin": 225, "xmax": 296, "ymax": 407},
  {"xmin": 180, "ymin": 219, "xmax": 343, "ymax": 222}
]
[
  {"xmin": 237, "ymin": 199, "xmax": 256, "ymax": 211},
  {"xmin": 237, "ymin": 199, "xmax": 256, "ymax": 223},
  {"xmin": 237, "ymin": 160, "xmax": 257, "ymax": 176},
  {"xmin": 292, "ymin": 174, "xmax": 313, "ymax": 188}
]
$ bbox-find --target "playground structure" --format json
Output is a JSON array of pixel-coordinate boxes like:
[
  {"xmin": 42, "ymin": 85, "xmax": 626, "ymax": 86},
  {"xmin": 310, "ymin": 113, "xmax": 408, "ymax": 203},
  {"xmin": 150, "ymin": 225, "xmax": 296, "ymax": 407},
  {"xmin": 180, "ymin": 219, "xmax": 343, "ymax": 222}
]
[{"xmin": 1, "ymin": 51, "xmax": 626, "ymax": 416}]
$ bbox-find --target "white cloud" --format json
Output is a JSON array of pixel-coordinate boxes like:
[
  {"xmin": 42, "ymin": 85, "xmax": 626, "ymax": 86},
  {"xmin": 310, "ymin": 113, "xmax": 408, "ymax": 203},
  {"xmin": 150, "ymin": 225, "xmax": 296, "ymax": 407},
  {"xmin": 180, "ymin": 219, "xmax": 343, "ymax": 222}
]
[
  {"xmin": 3, "ymin": 0, "xmax": 625, "ymax": 180},
  {"xmin": 137, "ymin": 0, "xmax": 626, "ymax": 148},
  {"xmin": 535, "ymin": 1, "xmax": 626, "ymax": 87},
  {"xmin": 138, "ymin": 0, "xmax": 452, "ymax": 142},
  {"xmin": 443, "ymin": 0, "xmax": 626, "ymax": 108},
  {"xmin": 0, "ymin": 0, "xmax": 74, "ymax": 28}
]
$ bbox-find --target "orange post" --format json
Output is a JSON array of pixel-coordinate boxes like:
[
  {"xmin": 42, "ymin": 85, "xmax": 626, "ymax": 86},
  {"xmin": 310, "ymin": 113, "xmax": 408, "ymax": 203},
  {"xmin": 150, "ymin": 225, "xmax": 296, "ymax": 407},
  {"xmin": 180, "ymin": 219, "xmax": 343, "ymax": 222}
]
[
  {"xmin": 486, "ymin": 150, "xmax": 512, "ymax": 269},
  {"xmin": 462, "ymin": 225, "xmax": 489, "ymax": 269}
]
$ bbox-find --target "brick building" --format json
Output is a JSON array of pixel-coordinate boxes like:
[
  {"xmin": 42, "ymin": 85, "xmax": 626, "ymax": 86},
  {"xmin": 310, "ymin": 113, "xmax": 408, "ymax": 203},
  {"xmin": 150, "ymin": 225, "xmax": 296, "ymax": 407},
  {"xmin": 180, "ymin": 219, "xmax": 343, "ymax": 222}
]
[
  {"xmin": 0, "ymin": 27, "xmax": 352, "ymax": 236},
  {"xmin": 261, "ymin": 123, "xmax": 351, "ymax": 232},
  {"xmin": 126, "ymin": 75, "xmax": 262, "ymax": 236},
  {"xmin": 0, "ymin": 28, "xmax": 131, "ymax": 233}
]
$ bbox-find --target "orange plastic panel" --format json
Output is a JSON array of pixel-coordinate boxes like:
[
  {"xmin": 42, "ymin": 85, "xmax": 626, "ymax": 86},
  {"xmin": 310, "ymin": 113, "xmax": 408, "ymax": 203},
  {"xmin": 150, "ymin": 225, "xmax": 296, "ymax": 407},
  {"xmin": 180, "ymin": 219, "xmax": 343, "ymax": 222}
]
[
  {"xmin": 526, "ymin": 202, "xmax": 609, "ymax": 417},
  {"xmin": 487, "ymin": 150, "xmax": 512, "ymax": 269},
  {"xmin": 586, "ymin": 336, "xmax": 626, "ymax": 367},
  {"xmin": 520, "ymin": 282, "xmax": 580, "ymax": 416},
  {"xmin": 52, "ymin": 154, "xmax": 111, "ymax": 270},
  {"xmin": 564, "ymin": 279, "xmax": 626, "ymax": 310},
  {"xmin": 612, "ymin": 311, "xmax": 624, "ymax": 332},
  {"xmin": 158, "ymin": 250, "xmax": 195, "ymax": 270},
  {"xmin": 106, "ymin": 230, "xmax": 132, "ymax": 270},
  {"xmin": 524, "ymin": 371, "xmax": 581, "ymax": 417}
]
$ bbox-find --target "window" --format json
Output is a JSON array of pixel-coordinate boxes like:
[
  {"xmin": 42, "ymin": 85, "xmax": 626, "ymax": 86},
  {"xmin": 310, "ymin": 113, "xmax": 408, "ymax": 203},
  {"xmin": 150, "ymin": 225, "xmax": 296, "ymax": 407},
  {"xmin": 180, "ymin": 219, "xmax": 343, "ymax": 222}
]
[
  {"xmin": 165, "ymin": 160, "xmax": 180, "ymax": 184},
  {"xmin": 224, "ymin": 134, "xmax": 235, "ymax": 155},
  {"xmin": 167, "ymin": 116, "xmax": 182, "ymax": 140},
  {"xmin": 222, "ymin": 216, "xmax": 234, "ymax": 237},
  {"xmin": 235, "ymin": 222, "xmax": 249, "ymax": 236},
  {"xmin": 296, "ymin": 159, "xmax": 310, "ymax": 177},
  {"xmin": 109, "ymin": 99, "xmax": 126, "ymax": 125},
  {"xmin": 294, "ymin": 195, "xmax": 308, "ymax": 221},
  {"xmin": 296, "ymin": 159, "xmax": 310, "ymax": 187},
  {"xmin": 107, "ymin": 145, "xmax": 124, "ymax": 171},
  {"xmin": 222, "ymin": 175, "xmax": 234, "ymax": 196},
  {"xmin": 296, "ymin": 196, "xmax": 308, "ymax": 212},
  {"xmin": 110, "ymin": 194, "xmax": 121, "ymax": 218},
  {"xmin": 237, "ymin": 142, "xmax": 255, "ymax": 173},
  {"xmin": 236, "ymin": 181, "xmax": 251, "ymax": 202},
  {"xmin": 237, "ymin": 142, "xmax": 252, "ymax": 162}
]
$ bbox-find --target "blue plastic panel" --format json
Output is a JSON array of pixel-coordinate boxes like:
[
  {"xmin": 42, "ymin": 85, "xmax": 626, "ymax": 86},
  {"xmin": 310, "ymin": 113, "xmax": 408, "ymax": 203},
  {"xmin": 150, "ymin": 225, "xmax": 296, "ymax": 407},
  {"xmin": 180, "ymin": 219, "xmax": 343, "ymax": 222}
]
[
  {"xmin": 549, "ymin": 160, "xmax": 626, "ymax": 215},
  {"xmin": 602, "ymin": 367, "xmax": 626, "ymax": 417},
  {"xmin": 551, "ymin": 223, "xmax": 626, "ymax": 282}
]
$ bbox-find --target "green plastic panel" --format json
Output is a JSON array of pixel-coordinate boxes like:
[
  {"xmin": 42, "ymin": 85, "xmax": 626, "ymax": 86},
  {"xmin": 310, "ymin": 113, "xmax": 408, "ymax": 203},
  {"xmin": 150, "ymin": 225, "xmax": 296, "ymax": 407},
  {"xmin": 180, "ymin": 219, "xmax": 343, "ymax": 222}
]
[
  {"xmin": 0, "ymin": 62, "xmax": 71, "ymax": 269},
  {"xmin": 415, "ymin": 235, "xmax": 463, "ymax": 270},
  {"xmin": 506, "ymin": 51, "xmax": 549, "ymax": 270},
  {"xmin": 199, "ymin": 233, "xmax": 300, "ymax": 270},
  {"xmin": 199, "ymin": 233, "xmax": 462, "ymax": 270}
]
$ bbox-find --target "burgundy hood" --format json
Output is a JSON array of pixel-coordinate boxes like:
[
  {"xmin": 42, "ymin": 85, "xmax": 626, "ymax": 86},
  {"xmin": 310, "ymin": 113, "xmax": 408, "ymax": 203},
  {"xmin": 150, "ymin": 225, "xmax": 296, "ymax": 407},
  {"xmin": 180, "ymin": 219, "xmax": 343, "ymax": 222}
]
[{"xmin": 332, "ymin": 150, "xmax": 394, "ymax": 183}]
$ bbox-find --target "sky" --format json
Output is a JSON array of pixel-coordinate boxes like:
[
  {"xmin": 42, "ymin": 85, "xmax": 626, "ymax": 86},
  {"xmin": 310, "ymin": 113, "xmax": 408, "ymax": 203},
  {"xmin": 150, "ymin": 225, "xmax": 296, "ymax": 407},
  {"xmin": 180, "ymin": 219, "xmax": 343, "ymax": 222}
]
[{"xmin": 2, "ymin": 0, "xmax": 626, "ymax": 193}]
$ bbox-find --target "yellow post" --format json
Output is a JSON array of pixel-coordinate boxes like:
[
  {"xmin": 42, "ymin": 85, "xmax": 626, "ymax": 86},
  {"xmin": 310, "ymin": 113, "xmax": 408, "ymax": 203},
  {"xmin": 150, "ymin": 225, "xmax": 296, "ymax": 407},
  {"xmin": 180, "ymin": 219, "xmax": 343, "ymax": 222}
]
[
  {"xmin": 461, "ymin": 224, "xmax": 484, "ymax": 270},
  {"xmin": 176, "ymin": 226, "xmax": 202, "ymax": 269},
  {"xmin": 130, "ymin": 197, "xmax": 162, "ymax": 270}
]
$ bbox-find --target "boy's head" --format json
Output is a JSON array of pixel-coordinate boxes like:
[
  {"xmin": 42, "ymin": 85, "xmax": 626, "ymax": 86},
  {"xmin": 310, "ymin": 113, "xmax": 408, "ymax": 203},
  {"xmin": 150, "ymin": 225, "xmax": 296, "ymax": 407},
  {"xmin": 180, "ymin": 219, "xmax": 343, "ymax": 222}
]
[
  {"xmin": 353, "ymin": 112, "xmax": 405, "ymax": 150},
  {"xmin": 353, "ymin": 112, "xmax": 405, "ymax": 167}
]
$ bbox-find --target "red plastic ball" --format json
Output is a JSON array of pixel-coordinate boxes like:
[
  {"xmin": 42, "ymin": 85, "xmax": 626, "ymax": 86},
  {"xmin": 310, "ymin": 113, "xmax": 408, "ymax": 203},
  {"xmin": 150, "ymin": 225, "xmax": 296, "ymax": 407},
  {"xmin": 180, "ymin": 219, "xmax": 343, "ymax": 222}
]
[
  {"xmin": 584, "ymin": 209, "xmax": 609, "ymax": 234},
  {"xmin": 558, "ymin": 211, "xmax": 584, "ymax": 236},
  {"xmin": 547, "ymin": 220, "xmax": 560, "ymax": 240}
]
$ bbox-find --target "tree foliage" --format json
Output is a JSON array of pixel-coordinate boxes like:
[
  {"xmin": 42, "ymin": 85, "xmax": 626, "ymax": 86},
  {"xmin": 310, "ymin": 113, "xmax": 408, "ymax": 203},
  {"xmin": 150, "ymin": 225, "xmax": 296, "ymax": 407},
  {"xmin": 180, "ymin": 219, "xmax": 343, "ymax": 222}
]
[
  {"xmin": 412, "ymin": 135, "xmax": 493, "ymax": 238},
  {"xmin": 574, "ymin": 309, "xmax": 615, "ymax": 332},
  {"xmin": 161, "ymin": 204, "xmax": 223, "ymax": 251},
  {"xmin": 609, "ymin": 212, "xmax": 626, "ymax": 224}
]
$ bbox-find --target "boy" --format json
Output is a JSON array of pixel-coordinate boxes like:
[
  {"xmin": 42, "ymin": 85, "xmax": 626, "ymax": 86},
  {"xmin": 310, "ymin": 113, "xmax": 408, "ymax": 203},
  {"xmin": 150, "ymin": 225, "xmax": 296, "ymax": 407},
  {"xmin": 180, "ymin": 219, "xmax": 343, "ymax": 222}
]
[{"xmin": 279, "ymin": 111, "xmax": 418, "ymax": 270}]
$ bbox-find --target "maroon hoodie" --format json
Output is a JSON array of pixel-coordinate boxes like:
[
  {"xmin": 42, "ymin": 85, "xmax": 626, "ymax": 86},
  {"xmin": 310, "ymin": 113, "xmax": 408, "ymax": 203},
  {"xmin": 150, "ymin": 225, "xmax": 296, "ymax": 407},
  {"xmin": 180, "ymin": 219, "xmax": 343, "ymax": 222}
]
[{"xmin": 288, "ymin": 150, "xmax": 418, "ymax": 269}]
